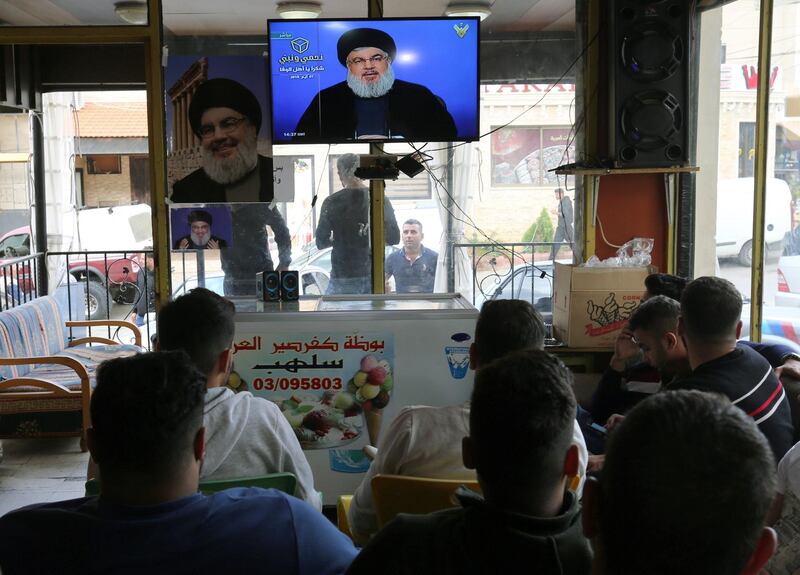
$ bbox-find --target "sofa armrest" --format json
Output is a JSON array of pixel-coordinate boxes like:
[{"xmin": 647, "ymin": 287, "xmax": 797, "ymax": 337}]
[{"xmin": 66, "ymin": 320, "xmax": 142, "ymax": 347}]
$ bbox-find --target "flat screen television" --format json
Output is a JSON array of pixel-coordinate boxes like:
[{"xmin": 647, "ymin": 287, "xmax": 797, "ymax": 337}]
[{"xmin": 268, "ymin": 17, "xmax": 480, "ymax": 145}]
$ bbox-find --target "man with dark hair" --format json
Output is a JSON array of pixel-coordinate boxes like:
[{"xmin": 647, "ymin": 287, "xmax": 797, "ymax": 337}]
[
  {"xmin": 590, "ymin": 274, "xmax": 799, "ymax": 425},
  {"xmin": 174, "ymin": 209, "xmax": 228, "ymax": 250},
  {"xmin": 672, "ymin": 277, "xmax": 794, "ymax": 459},
  {"xmin": 170, "ymin": 78, "xmax": 291, "ymax": 295},
  {"xmin": 347, "ymin": 299, "xmax": 588, "ymax": 542},
  {"xmin": 157, "ymin": 288, "xmax": 321, "ymax": 510},
  {"xmin": 348, "ymin": 350, "xmax": 592, "ymax": 575},
  {"xmin": 643, "ymin": 272, "xmax": 688, "ymax": 302},
  {"xmin": 315, "ymin": 153, "xmax": 400, "ymax": 294},
  {"xmin": 0, "ymin": 352, "xmax": 356, "ymax": 574},
  {"xmin": 294, "ymin": 28, "xmax": 457, "ymax": 142},
  {"xmin": 385, "ymin": 219, "xmax": 438, "ymax": 293},
  {"xmin": 583, "ymin": 390, "xmax": 777, "ymax": 575}
]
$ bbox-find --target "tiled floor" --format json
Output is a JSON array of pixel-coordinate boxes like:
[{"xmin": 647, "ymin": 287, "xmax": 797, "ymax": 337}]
[{"xmin": 0, "ymin": 438, "xmax": 89, "ymax": 516}]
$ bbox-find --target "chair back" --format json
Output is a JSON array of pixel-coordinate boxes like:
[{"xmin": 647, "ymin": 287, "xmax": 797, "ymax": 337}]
[
  {"xmin": 85, "ymin": 472, "xmax": 297, "ymax": 497},
  {"xmin": 371, "ymin": 474, "xmax": 481, "ymax": 528}
]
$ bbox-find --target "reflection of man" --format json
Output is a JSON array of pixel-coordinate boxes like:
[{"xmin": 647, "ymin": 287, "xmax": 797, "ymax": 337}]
[
  {"xmin": 174, "ymin": 210, "xmax": 228, "ymax": 250},
  {"xmin": 550, "ymin": 188, "xmax": 573, "ymax": 261},
  {"xmin": 385, "ymin": 219, "xmax": 438, "ymax": 293},
  {"xmin": 315, "ymin": 154, "xmax": 400, "ymax": 295},
  {"xmin": 171, "ymin": 78, "xmax": 291, "ymax": 295},
  {"xmin": 294, "ymin": 28, "xmax": 457, "ymax": 142}
]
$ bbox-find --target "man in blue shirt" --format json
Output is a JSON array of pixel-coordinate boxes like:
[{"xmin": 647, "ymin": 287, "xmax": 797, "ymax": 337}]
[
  {"xmin": 385, "ymin": 219, "xmax": 438, "ymax": 293},
  {"xmin": 0, "ymin": 351, "xmax": 357, "ymax": 575}
]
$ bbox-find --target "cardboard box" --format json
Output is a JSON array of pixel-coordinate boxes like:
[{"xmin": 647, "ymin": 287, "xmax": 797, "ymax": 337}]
[{"xmin": 552, "ymin": 263, "xmax": 654, "ymax": 348}]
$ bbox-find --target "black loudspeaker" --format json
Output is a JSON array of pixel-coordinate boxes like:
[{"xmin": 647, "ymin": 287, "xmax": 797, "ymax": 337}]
[
  {"xmin": 280, "ymin": 270, "xmax": 299, "ymax": 301},
  {"xmin": 608, "ymin": 1, "xmax": 690, "ymax": 167},
  {"xmin": 256, "ymin": 270, "xmax": 281, "ymax": 302}
]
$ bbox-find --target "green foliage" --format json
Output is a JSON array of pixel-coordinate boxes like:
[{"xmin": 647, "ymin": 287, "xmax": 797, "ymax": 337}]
[{"xmin": 521, "ymin": 208, "xmax": 555, "ymax": 253}]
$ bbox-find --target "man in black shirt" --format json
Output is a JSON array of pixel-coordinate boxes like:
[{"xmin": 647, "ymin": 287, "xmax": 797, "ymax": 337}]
[
  {"xmin": 672, "ymin": 276, "xmax": 794, "ymax": 460},
  {"xmin": 315, "ymin": 154, "xmax": 399, "ymax": 294}
]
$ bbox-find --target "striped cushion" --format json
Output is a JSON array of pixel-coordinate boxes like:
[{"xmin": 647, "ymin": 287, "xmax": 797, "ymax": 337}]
[
  {"xmin": 0, "ymin": 344, "xmax": 143, "ymax": 392},
  {"xmin": 0, "ymin": 297, "xmax": 66, "ymax": 380}
]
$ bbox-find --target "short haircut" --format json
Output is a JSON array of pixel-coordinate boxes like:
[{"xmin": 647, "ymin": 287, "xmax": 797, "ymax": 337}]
[
  {"xmin": 473, "ymin": 299, "xmax": 546, "ymax": 364},
  {"xmin": 91, "ymin": 351, "xmax": 206, "ymax": 478},
  {"xmin": 188, "ymin": 210, "xmax": 212, "ymax": 226},
  {"xmin": 600, "ymin": 390, "xmax": 775, "ymax": 575},
  {"xmin": 644, "ymin": 273, "xmax": 689, "ymax": 302},
  {"xmin": 336, "ymin": 153, "xmax": 360, "ymax": 181},
  {"xmin": 403, "ymin": 219, "xmax": 423, "ymax": 231},
  {"xmin": 680, "ymin": 276, "xmax": 742, "ymax": 343},
  {"xmin": 627, "ymin": 295, "xmax": 680, "ymax": 336},
  {"xmin": 157, "ymin": 287, "xmax": 235, "ymax": 375},
  {"xmin": 471, "ymin": 349, "xmax": 576, "ymax": 491}
]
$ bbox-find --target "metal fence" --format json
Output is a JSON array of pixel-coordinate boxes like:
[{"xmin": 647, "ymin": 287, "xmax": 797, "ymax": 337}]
[
  {"xmin": 0, "ymin": 252, "xmax": 45, "ymax": 311},
  {"xmin": 451, "ymin": 241, "xmax": 571, "ymax": 318}
]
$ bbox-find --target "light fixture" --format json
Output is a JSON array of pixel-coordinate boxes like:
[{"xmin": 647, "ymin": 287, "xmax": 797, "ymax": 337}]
[
  {"xmin": 444, "ymin": 3, "xmax": 491, "ymax": 21},
  {"xmin": 114, "ymin": 1, "xmax": 148, "ymax": 25},
  {"xmin": 276, "ymin": 2, "xmax": 322, "ymax": 19}
]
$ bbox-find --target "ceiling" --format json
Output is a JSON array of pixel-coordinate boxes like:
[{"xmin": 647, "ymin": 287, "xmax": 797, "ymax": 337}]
[{"xmin": 0, "ymin": 0, "xmax": 575, "ymax": 35}]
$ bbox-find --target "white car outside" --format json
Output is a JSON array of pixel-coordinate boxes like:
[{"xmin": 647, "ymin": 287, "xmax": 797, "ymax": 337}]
[{"xmin": 716, "ymin": 177, "xmax": 792, "ymax": 266}]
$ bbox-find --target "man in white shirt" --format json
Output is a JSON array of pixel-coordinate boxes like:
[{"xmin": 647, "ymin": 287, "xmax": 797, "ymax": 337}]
[
  {"xmin": 348, "ymin": 299, "xmax": 588, "ymax": 541},
  {"xmin": 157, "ymin": 287, "xmax": 321, "ymax": 510}
]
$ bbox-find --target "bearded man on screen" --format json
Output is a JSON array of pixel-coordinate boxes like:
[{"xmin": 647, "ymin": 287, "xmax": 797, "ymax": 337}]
[{"xmin": 294, "ymin": 28, "xmax": 457, "ymax": 142}]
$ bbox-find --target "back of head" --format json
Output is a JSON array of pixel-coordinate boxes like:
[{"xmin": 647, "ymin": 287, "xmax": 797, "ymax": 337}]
[
  {"xmin": 337, "ymin": 153, "xmax": 360, "ymax": 182},
  {"xmin": 473, "ymin": 299, "xmax": 546, "ymax": 364},
  {"xmin": 627, "ymin": 295, "xmax": 680, "ymax": 336},
  {"xmin": 471, "ymin": 349, "xmax": 576, "ymax": 491},
  {"xmin": 157, "ymin": 288, "xmax": 235, "ymax": 375},
  {"xmin": 91, "ymin": 351, "xmax": 207, "ymax": 480},
  {"xmin": 644, "ymin": 273, "xmax": 688, "ymax": 302},
  {"xmin": 599, "ymin": 390, "xmax": 775, "ymax": 575},
  {"xmin": 680, "ymin": 276, "xmax": 742, "ymax": 344}
]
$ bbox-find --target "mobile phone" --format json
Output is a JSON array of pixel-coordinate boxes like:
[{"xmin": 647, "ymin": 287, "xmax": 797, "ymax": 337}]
[{"xmin": 590, "ymin": 422, "xmax": 608, "ymax": 436}]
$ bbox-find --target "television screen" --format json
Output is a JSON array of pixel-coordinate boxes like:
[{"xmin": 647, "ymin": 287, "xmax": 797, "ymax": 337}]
[{"xmin": 268, "ymin": 17, "xmax": 480, "ymax": 145}]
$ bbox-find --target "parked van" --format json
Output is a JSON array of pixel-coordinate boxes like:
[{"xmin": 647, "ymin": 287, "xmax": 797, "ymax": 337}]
[{"xmin": 716, "ymin": 177, "xmax": 793, "ymax": 266}]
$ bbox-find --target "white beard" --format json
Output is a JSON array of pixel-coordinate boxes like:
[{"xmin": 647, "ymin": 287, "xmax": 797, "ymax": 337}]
[
  {"xmin": 347, "ymin": 64, "xmax": 395, "ymax": 99},
  {"xmin": 191, "ymin": 230, "xmax": 210, "ymax": 246},
  {"xmin": 201, "ymin": 135, "xmax": 259, "ymax": 185}
]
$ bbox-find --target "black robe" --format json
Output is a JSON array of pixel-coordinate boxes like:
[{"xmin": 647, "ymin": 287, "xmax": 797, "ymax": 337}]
[{"xmin": 294, "ymin": 79, "xmax": 457, "ymax": 142}]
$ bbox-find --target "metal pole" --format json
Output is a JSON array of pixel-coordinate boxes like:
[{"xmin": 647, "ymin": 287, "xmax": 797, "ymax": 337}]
[
  {"xmin": 368, "ymin": 0, "xmax": 386, "ymax": 294},
  {"xmin": 31, "ymin": 96, "xmax": 48, "ymax": 295},
  {"xmin": 446, "ymin": 144, "xmax": 455, "ymax": 292},
  {"xmin": 749, "ymin": 0, "xmax": 774, "ymax": 342}
]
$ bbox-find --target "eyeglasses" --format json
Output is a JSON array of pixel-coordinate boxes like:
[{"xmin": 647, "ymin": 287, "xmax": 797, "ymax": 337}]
[
  {"xmin": 347, "ymin": 54, "xmax": 388, "ymax": 67},
  {"xmin": 198, "ymin": 116, "xmax": 247, "ymax": 139}
]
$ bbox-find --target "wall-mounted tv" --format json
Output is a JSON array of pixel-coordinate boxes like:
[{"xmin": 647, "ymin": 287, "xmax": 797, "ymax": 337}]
[{"xmin": 268, "ymin": 17, "xmax": 480, "ymax": 145}]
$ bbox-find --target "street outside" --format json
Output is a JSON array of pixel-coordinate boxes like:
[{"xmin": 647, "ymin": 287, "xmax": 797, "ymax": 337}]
[{"xmin": 717, "ymin": 257, "xmax": 778, "ymax": 306}]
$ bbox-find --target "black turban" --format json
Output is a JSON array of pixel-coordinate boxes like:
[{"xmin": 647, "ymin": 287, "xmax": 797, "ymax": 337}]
[
  {"xmin": 188, "ymin": 210, "xmax": 212, "ymax": 225},
  {"xmin": 188, "ymin": 78, "xmax": 262, "ymax": 135},
  {"xmin": 337, "ymin": 28, "xmax": 396, "ymax": 66}
]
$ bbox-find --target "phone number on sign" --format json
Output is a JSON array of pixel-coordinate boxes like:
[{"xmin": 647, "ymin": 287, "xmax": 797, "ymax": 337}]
[{"xmin": 252, "ymin": 377, "xmax": 343, "ymax": 391}]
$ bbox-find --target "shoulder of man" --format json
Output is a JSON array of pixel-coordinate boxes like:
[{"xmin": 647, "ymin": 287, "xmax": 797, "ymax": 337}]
[
  {"xmin": 390, "ymin": 79, "xmax": 438, "ymax": 99},
  {"xmin": 423, "ymin": 246, "xmax": 439, "ymax": 258},
  {"xmin": 171, "ymin": 168, "xmax": 226, "ymax": 203}
]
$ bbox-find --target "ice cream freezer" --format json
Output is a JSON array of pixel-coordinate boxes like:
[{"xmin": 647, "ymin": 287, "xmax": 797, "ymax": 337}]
[{"xmin": 229, "ymin": 293, "xmax": 479, "ymax": 504}]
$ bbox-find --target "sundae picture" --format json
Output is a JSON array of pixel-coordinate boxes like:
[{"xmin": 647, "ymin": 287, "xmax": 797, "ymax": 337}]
[{"xmin": 276, "ymin": 354, "xmax": 394, "ymax": 449}]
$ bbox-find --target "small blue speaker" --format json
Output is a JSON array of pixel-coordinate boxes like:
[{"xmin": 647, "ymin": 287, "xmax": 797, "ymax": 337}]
[
  {"xmin": 280, "ymin": 270, "xmax": 299, "ymax": 301},
  {"xmin": 256, "ymin": 270, "xmax": 280, "ymax": 302}
]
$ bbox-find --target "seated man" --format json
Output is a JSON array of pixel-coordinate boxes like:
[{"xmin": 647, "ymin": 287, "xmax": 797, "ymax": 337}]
[
  {"xmin": 0, "ymin": 352, "xmax": 356, "ymax": 574},
  {"xmin": 591, "ymin": 273, "xmax": 800, "ymax": 426},
  {"xmin": 348, "ymin": 299, "xmax": 588, "ymax": 541},
  {"xmin": 673, "ymin": 277, "xmax": 794, "ymax": 460},
  {"xmin": 347, "ymin": 350, "xmax": 592, "ymax": 575},
  {"xmin": 583, "ymin": 390, "xmax": 777, "ymax": 575},
  {"xmin": 157, "ymin": 288, "xmax": 321, "ymax": 510}
]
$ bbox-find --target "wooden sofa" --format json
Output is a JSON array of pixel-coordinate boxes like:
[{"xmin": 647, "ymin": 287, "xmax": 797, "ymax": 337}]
[{"xmin": 0, "ymin": 295, "xmax": 143, "ymax": 450}]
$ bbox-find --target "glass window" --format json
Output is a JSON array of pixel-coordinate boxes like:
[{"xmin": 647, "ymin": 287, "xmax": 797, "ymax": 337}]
[{"xmin": 0, "ymin": 1, "xmax": 149, "ymax": 26}]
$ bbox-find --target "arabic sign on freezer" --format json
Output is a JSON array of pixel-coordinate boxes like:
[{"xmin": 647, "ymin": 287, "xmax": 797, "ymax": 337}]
[{"xmin": 231, "ymin": 332, "xmax": 394, "ymax": 450}]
